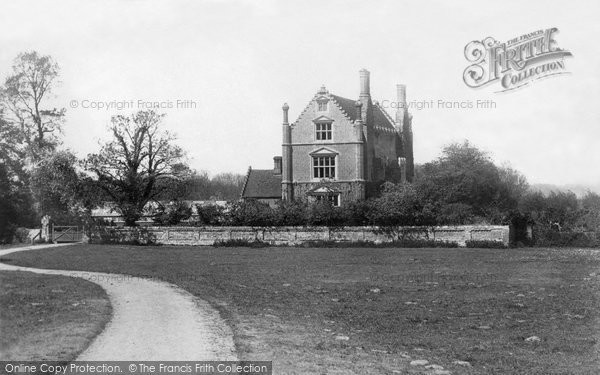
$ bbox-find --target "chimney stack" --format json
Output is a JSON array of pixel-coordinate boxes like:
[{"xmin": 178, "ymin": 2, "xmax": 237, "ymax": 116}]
[
  {"xmin": 358, "ymin": 69, "xmax": 373, "ymax": 180},
  {"xmin": 354, "ymin": 101, "xmax": 365, "ymax": 182},
  {"xmin": 395, "ymin": 84, "xmax": 407, "ymax": 128},
  {"xmin": 359, "ymin": 69, "xmax": 370, "ymax": 96},
  {"xmin": 282, "ymin": 102, "xmax": 293, "ymax": 200},
  {"xmin": 397, "ymin": 84, "xmax": 406, "ymax": 105}
]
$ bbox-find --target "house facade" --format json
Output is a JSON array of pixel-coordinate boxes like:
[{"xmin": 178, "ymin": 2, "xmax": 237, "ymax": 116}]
[{"xmin": 241, "ymin": 69, "xmax": 414, "ymax": 206}]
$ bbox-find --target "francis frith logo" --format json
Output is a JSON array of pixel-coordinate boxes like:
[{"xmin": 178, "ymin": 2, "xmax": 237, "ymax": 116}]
[{"xmin": 463, "ymin": 28, "xmax": 572, "ymax": 92}]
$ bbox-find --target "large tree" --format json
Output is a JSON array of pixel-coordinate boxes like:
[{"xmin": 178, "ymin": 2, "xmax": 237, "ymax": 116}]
[
  {"xmin": 0, "ymin": 110, "xmax": 26, "ymax": 180},
  {"xmin": 415, "ymin": 141, "xmax": 526, "ymax": 224},
  {"xmin": 1, "ymin": 51, "xmax": 65, "ymax": 159},
  {"xmin": 0, "ymin": 109, "xmax": 35, "ymax": 240},
  {"xmin": 85, "ymin": 111, "xmax": 189, "ymax": 226},
  {"xmin": 28, "ymin": 150, "xmax": 100, "ymax": 224}
]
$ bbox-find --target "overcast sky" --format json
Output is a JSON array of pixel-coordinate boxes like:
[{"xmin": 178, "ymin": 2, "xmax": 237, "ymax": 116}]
[{"xmin": 1, "ymin": 0, "xmax": 598, "ymax": 186}]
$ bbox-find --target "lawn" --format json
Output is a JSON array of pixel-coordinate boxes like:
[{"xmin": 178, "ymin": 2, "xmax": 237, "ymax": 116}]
[
  {"xmin": 1, "ymin": 245, "xmax": 599, "ymax": 374},
  {"xmin": 0, "ymin": 243, "xmax": 32, "ymax": 250},
  {"xmin": 0, "ymin": 270, "xmax": 111, "ymax": 361}
]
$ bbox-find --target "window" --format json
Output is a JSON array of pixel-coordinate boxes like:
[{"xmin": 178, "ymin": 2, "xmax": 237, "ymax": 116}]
[
  {"xmin": 315, "ymin": 122, "xmax": 332, "ymax": 140},
  {"xmin": 313, "ymin": 156, "xmax": 335, "ymax": 179},
  {"xmin": 317, "ymin": 101, "xmax": 328, "ymax": 111},
  {"xmin": 316, "ymin": 194, "xmax": 340, "ymax": 206}
]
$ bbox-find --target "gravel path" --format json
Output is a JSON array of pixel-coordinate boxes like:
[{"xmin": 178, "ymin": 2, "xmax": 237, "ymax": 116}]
[{"xmin": 0, "ymin": 243, "xmax": 237, "ymax": 360}]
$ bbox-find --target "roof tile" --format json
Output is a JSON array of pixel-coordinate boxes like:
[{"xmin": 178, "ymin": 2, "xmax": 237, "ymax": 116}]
[{"xmin": 241, "ymin": 169, "xmax": 282, "ymax": 199}]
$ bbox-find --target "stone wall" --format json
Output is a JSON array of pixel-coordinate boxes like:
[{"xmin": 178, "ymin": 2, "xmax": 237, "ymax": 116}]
[{"xmin": 97, "ymin": 225, "xmax": 509, "ymax": 247}]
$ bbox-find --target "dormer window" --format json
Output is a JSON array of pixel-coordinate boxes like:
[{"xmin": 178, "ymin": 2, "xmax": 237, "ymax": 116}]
[
  {"xmin": 315, "ymin": 122, "xmax": 332, "ymax": 140},
  {"xmin": 316, "ymin": 97, "xmax": 329, "ymax": 112}
]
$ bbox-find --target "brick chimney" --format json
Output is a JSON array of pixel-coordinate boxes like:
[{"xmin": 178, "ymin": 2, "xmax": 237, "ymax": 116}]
[
  {"xmin": 359, "ymin": 69, "xmax": 370, "ymax": 96},
  {"xmin": 397, "ymin": 84, "xmax": 406, "ymax": 104},
  {"xmin": 359, "ymin": 68, "xmax": 371, "ymax": 123},
  {"xmin": 395, "ymin": 84, "xmax": 407, "ymax": 131},
  {"xmin": 282, "ymin": 103, "xmax": 293, "ymax": 200}
]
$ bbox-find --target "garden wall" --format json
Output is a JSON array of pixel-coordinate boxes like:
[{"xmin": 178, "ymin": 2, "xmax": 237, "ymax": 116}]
[{"xmin": 97, "ymin": 225, "xmax": 510, "ymax": 247}]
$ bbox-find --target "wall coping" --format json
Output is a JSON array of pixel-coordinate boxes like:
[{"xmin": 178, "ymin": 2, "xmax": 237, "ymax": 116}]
[{"xmin": 97, "ymin": 225, "xmax": 510, "ymax": 247}]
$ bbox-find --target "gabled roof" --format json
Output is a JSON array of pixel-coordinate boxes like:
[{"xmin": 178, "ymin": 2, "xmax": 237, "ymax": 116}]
[
  {"xmin": 373, "ymin": 103, "xmax": 397, "ymax": 131},
  {"xmin": 330, "ymin": 94, "xmax": 396, "ymax": 131},
  {"xmin": 240, "ymin": 168, "xmax": 282, "ymax": 199},
  {"xmin": 330, "ymin": 94, "xmax": 359, "ymax": 122}
]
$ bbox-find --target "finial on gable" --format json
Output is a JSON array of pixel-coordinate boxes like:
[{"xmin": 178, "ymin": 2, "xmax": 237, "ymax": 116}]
[
  {"xmin": 282, "ymin": 103, "xmax": 289, "ymax": 124},
  {"xmin": 318, "ymin": 85, "xmax": 329, "ymax": 95},
  {"xmin": 355, "ymin": 100, "xmax": 363, "ymax": 120}
]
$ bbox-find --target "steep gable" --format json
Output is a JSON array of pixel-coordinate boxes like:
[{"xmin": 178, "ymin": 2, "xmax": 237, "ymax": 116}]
[
  {"xmin": 323, "ymin": 94, "xmax": 397, "ymax": 131},
  {"xmin": 373, "ymin": 103, "xmax": 396, "ymax": 131},
  {"xmin": 329, "ymin": 94, "xmax": 359, "ymax": 122}
]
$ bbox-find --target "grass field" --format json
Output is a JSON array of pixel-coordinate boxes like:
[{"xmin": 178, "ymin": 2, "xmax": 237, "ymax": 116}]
[
  {"xmin": 1, "ymin": 245, "xmax": 599, "ymax": 374},
  {"xmin": 0, "ymin": 243, "xmax": 32, "ymax": 250},
  {"xmin": 0, "ymin": 270, "xmax": 111, "ymax": 361}
]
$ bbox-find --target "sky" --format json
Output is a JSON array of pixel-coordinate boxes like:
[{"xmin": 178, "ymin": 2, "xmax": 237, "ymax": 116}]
[{"xmin": 0, "ymin": 0, "xmax": 598, "ymax": 187}]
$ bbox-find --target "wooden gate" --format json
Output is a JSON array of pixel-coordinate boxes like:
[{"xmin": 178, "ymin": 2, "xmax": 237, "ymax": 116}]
[{"xmin": 52, "ymin": 225, "xmax": 83, "ymax": 243}]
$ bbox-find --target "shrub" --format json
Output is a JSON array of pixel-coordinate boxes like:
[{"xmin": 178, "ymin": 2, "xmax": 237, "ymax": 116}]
[
  {"xmin": 0, "ymin": 223, "xmax": 16, "ymax": 244},
  {"xmin": 342, "ymin": 200, "xmax": 371, "ymax": 226},
  {"xmin": 366, "ymin": 182, "xmax": 421, "ymax": 226},
  {"xmin": 296, "ymin": 239, "xmax": 459, "ymax": 248},
  {"xmin": 195, "ymin": 204, "xmax": 226, "ymax": 225},
  {"xmin": 465, "ymin": 240, "xmax": 507, "ymax": 249},
  {"xmin": 272, "ymin": 200, "xmax": 308, "ymax": 226},
  {"xmin": 226, "ymin": 200, "xmax": 275, "ymax": 226},
  {"xmin": 306, "ymin": 201, "xmax": 346, "ymax": 226},
  {"xmin": 213, "ymin": 238, "xmax": 269, "ymax": 248},
  {"xmin": 299, "ymin": 240, "xmax": 380, "ymax": 248},
  {"xmin": 435, "ymin": 203, "xmax": 475, "ymax": 225},
  {"xmin": 152, "ymin": 201, "xmax": 192, "ymax": 225},
  {"xmin": 14, "ymin": 227, "xmax": 32, "ymax": 243},
  {"xmin": 533, "ymin": 229, "xmax": 599, "ymax": 248},
  {"xmin": 392, "ymin": 238, "xmax": 459, "ymax": 248}
]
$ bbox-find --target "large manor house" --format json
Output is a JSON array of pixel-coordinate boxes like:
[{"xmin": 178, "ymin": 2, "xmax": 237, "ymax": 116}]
[{"xmin": 241, "ymin": 69, "xmax": 414, "ymax": 207}]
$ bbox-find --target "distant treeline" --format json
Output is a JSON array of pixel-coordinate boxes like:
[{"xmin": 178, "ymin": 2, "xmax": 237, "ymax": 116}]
[{"xmin": 179, "ymin": 171, "xmax": 245, "ymax": 201}]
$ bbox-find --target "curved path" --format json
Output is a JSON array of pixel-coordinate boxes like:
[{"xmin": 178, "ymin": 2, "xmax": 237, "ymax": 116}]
[{"xmin": 0, "ymin": 244, "xmax": 237, "ymax": 360}]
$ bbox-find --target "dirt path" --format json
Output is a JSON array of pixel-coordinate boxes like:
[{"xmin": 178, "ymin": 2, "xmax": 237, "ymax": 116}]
[{"xmin": 0, "ymin": 244, "xmax": 237, "ymax": 360}]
